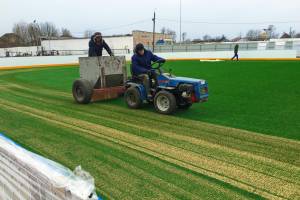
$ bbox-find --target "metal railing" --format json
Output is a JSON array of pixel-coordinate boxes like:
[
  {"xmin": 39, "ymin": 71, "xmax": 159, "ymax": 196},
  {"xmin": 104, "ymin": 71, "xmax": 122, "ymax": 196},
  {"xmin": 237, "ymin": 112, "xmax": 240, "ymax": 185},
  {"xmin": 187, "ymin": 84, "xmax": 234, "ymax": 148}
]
[
  {"xmin": 0, "ymin": 48, "xmax": 131, "ymax": 58},
  {"xmin": 1, "ymin": 41, "xmax": 300, "ymax": 58},
  {"xmin": 145, "ymin": 41, "xmax": 299, "ymax": 53}
]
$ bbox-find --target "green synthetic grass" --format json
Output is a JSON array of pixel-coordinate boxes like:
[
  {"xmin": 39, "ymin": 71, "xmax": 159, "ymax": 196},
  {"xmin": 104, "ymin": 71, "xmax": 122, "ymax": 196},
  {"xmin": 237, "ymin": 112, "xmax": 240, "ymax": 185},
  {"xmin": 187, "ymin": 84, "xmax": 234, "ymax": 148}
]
[
  {"xmin": 7, "ymin": 60, "xmax": 300, "ymax": 140},
  {"xmin": 0, "ymin": 61, "xmax": 299, "ymax": 199},
  {"xmin": 169, "ymin": 60, "xmax": 300, "ymax": 140}
]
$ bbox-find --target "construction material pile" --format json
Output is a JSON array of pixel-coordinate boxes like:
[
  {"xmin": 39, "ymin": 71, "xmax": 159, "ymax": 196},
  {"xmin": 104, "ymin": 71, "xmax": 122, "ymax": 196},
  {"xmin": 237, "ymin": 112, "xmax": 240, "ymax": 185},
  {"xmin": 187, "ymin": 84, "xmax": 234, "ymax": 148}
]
[{"xmin": 0, "ymin": 133, "xmax": 100, "ymax": 200}]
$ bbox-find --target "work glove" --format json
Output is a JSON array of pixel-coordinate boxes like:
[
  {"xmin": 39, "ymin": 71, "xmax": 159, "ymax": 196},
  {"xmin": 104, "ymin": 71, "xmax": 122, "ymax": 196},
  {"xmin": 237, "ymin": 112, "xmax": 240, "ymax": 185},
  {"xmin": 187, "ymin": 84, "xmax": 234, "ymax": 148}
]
[
  {"xmin": 158, "ymin": 59, "xmax": 166, "ymax": 63},
  {"xmin": 147, "ymin": 69, "xmax": 155, "ymax": 76}
]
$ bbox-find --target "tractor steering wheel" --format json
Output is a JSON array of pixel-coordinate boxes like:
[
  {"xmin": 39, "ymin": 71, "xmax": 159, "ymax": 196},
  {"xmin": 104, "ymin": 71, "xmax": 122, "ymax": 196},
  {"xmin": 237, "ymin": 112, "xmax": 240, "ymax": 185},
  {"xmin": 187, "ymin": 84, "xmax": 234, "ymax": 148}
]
[{"xmin": 151, "ymin": 60, "xmax": 165, "ymax": 74}]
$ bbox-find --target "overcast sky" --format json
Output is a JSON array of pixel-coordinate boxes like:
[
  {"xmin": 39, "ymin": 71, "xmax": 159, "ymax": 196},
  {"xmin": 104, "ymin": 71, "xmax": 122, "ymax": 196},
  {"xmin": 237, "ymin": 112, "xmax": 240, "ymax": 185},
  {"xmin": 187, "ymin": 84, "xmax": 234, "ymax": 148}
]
[{"xmin": 1, "ymin": 0, "xmax": 300, "ymax": 40}]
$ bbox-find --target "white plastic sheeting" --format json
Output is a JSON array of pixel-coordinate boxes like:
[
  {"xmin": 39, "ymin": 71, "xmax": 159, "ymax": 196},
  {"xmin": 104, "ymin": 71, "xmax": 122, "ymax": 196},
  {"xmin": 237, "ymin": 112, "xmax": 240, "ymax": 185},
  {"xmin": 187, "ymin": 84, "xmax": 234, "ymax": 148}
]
[{"xmin": 0, "ymin": 133, "xmax": 101, "ymax": 200}]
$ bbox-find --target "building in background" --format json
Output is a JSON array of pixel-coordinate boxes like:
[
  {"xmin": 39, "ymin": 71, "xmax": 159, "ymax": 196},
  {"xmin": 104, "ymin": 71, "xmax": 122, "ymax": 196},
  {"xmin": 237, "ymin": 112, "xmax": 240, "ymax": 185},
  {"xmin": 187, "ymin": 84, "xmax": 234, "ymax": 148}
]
[
  {"xmin": 40, "ymin": 30, "xmax": 174, "ymax": 56},
  {"xmin": 132, "ymin": 30, "xmax": 174, "ymax": 46},
  {"xmin": 40, "ymin": 35, "xmax": 133, "ymax": 56},
  {"xmin": 2, "ymin": 30, "xmax": 299, "ymax": 58},
  {"xmin": 42, "ymin": 35, "xmax": 133, "ymax": 55}
]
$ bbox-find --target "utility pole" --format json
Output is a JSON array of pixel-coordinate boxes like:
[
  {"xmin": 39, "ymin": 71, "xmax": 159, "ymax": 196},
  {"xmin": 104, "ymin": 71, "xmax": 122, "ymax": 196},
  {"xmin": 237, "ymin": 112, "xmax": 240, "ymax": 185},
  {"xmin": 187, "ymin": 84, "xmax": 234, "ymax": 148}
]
[
  {"xmin": 152, "ymin": 11, "xmax": 156, "ymax": 52},
  {"xmin": 33, "ymin": 20, "xmax": 39, "ymax": 55},
  {"xmin": 179, "ymin": 0, "xmax": 182, "ymax": 44}
]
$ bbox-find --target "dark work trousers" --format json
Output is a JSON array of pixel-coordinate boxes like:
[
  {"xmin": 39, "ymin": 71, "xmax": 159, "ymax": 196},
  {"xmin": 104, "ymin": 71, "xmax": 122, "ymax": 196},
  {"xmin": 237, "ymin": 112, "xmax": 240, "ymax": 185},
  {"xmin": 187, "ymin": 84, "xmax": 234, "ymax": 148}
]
[
  {"xmin": 138, "ymin": 72, "xmax": 158, "ymax": 96},
  {"xmin": 138, "ymin": 74, "xmax": 151, "ymax": 96},
  {"xmin": 231, "ymin": 53, "xmax": 239, "ymax": 61}
]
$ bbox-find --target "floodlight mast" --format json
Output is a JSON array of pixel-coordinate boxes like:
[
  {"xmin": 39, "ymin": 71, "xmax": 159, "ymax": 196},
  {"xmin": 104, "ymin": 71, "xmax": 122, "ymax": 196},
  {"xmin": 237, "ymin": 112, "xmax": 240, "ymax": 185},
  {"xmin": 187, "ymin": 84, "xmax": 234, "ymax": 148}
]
[{"xmin": 179, "ymin": 0, "xmax": 182, "ymax": 44}]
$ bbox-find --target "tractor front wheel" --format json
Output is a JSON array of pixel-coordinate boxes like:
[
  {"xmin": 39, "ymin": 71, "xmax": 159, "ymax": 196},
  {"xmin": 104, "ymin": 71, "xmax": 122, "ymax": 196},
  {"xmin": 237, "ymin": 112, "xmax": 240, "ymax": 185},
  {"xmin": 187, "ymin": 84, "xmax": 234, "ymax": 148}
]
[
  {"xmin": 125, "ymin": 87, "xmax": 142, "ymax": 109},
  {"xmin": 72, "ymin": 79, "xmax": 93, "ymax": 104},
  {"xmin": 154, "ymin": 91, "xmax": 177, "ymax": 115}
]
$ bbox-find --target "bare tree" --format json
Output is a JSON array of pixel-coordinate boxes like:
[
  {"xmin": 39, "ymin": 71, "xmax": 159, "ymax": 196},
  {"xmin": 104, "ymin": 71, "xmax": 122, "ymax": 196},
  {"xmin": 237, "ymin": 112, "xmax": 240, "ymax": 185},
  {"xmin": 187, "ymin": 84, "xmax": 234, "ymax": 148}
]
[
  {"xmin": 12, "ymin": 22, "xmax": 31, "ymax": 44},
  {"xmin": 160, "ymin": 27, "xmax": 166, "ymax": 34},
  {"xmin": 216, "ymin": 35, "xmax": 228, "ymax": 42},
  {"xmin": 12, "ymin": 21, "xmax": 63, "ymax": 46},
  {"xmin": 203, "ymin": 35, "xmax": 212, "ymax": 42},
  {"xmin": 61, "ymin": 28, "xmax": 72, "ymax": 37},
  {"xmin": 158, "ymin": 27, "xmax": 177, "ymax": 41},
  {"xmin": 264, "ymin": 25, "xmax": 279, "ymax": 39},
  {"xmin": 12, "ymin": 21, "xmax": 41, "ymax": 45},
  {"xmin": 27, "ymin": 23, "xmax": 40, "ymax": 45},
  {"xmin": 39, "ymin": 22, "xmax": 59, "ymax": 38},
  {"xmin": 246, "ymin": 29, "xmax": 261, "ymax": 41},
  {"xmin": 184, "ymin": 39, "xmax": 192, "ymax": 44},
  {"xmin": 295, "ymin": 33, "xmax": 300, "ymax": 38},
  {"xmin": 84, "ymin": 30, "xmax": 94, "ymax": 38},
  {"xmin": 166, "ymin": 28, "xmax": 176, "ymax": 41},
  {"xmin": 289, "ymin": 27, "xmax": 296, "ymax": 38},
  {"xmin": 192, "ymin": 38, "xmax": 202, "ymax": 43}
]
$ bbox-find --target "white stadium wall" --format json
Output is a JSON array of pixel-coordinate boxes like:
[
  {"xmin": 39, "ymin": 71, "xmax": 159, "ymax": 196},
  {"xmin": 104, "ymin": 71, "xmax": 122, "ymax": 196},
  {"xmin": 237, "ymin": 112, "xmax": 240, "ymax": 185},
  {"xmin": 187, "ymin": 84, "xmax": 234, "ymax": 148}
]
[
  {"xmin": 0, "ymin": 55, "xmax": 81, "ymax": 67},
  {"xmin": 158, "ymin": 50, "xmax": 298, "ymax": 59},
  {"xmin": 41, "ymin": 36, "xmax": 134, "ymax": 52},
  {"xmin": 0, "ymin": 50, "xmax": 298, "ymax": 68},
  {"xmin": 42, "ymin": 39, "xmax": 89, "ymax": 51},
  {"xmin": 0, "ymin": 46, "xmax": 39, "ymax": 57}
]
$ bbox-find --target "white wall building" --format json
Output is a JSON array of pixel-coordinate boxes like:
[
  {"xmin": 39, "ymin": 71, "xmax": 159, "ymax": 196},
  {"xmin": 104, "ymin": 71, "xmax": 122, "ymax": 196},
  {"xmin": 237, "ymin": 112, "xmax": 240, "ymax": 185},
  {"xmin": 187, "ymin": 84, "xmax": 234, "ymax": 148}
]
[{"xmin": 41, "ymin": 35, "xmax": 134, "ymax": 55}]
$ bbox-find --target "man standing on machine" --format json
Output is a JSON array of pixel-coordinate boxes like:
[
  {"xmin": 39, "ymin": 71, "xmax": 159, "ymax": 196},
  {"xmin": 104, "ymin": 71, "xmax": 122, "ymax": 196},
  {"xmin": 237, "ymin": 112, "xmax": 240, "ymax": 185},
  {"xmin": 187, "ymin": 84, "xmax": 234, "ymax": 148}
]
[
  {"xmin": 131, "ymin": 43, "xmax": 165, "ymax": 98},
  {"xmin": 88, "ymin": 32, "xmax": 114, "ymax": 57}
]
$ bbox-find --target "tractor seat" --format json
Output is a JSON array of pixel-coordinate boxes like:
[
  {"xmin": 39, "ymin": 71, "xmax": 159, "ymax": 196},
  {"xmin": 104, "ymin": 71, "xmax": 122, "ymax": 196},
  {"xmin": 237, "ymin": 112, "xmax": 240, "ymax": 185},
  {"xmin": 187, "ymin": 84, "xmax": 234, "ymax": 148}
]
[{"xmin": 129, "ymin": 64, "xmax": 143, "ymax": 83}]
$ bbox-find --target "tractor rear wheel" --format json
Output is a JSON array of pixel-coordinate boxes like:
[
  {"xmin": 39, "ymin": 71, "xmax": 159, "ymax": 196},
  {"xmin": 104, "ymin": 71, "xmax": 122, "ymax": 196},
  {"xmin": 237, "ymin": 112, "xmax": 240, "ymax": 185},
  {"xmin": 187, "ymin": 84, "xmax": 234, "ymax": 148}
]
[
  {"xmin": 125, "ymin": 87, "xmax": 142, "ymax": 109},
  {"xmin": 154, "ymin": 91, "xmax": 177, "ymax": 115},
  {"xmin": 72, "ymin": 79, "xmax": 93, "ymax": 104}
]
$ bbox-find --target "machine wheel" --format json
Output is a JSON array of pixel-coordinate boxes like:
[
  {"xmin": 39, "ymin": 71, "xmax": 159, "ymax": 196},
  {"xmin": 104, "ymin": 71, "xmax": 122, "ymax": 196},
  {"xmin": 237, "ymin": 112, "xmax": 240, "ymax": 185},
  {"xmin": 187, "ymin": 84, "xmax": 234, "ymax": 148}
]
[
  {"xmin": 125, "ymin": 87, "xmax": 142, "ymax": 109},
  {"xmin": 72, "ymin": 79, "xmax": 93, "ymax": 104},
  {"xmin": 154, "ymin": 91, "xmax": 177, "ymax": 115}
]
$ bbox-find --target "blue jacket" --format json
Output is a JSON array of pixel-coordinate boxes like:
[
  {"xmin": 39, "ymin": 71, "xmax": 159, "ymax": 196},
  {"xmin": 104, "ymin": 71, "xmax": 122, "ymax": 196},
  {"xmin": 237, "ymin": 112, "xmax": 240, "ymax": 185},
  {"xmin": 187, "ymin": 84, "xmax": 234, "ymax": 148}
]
[
  {"xmin": 131, "ymin": 50, "xmax": 164, "ymax": 76},
  {"xmin": 88, "ymin": 36, "xmax": 112, "ymax": 57}
]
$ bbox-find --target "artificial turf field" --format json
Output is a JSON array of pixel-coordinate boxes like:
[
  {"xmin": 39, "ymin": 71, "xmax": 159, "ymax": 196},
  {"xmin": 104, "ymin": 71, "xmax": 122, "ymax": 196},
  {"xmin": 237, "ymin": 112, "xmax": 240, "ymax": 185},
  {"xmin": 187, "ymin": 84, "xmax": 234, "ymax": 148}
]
[{"xmin": 0, "ymin": 60, "xmax": 299, "ymax": 199}]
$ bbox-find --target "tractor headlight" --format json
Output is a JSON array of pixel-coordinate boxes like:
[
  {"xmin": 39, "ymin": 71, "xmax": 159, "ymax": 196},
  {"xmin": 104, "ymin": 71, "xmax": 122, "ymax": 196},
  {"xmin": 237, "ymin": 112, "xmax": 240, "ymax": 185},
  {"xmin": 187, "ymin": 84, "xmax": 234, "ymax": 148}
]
[{"xmin": 200, "ymin": 87, "xmax": 208, "ymax": 94}]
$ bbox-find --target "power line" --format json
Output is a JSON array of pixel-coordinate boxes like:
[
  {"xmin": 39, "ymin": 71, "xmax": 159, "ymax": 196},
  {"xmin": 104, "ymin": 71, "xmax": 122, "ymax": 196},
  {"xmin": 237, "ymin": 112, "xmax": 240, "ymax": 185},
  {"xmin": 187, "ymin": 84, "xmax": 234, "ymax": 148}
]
[
  {"xmin": 100, "ymin": 19, "xmax": 151, "ymax": 31},
  {"xmin": 157, "ymin": 18, "xmax": 300, "ymax": 25},
  {"xmin": 71, "ymin": 19, "xmax": 151, "ymax": 36}
]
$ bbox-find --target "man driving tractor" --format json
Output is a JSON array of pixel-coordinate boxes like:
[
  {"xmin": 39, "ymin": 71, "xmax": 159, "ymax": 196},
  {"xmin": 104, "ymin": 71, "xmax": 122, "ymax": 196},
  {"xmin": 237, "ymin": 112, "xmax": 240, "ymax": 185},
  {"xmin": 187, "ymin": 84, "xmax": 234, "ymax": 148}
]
[
  {"xmin": 88, "ymin": 32, "xmax": 114, "ymax": 57},
  {"xmin": 131, "ymin": 43, "xmax": 166, "ymax": 98}
]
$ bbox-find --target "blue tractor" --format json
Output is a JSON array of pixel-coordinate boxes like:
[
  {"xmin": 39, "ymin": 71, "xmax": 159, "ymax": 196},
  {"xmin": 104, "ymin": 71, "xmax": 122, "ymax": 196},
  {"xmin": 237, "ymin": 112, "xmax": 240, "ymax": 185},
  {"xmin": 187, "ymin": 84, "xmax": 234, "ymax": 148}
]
[{"xmin": 124, "ymin": 61, "xmax": 209, "ymax": 114}]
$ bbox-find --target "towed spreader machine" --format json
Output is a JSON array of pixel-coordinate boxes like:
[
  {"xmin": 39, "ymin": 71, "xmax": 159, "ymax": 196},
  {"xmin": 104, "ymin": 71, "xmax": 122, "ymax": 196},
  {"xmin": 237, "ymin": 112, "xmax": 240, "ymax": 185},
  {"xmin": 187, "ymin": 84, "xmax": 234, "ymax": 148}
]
[
  {"xmin": 72, "ymin": 56, "xmax": 127, "ymax": 104},
  {"xmin": 72, "ymin": 56, "xmax": 209, "ymax": 115}
]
